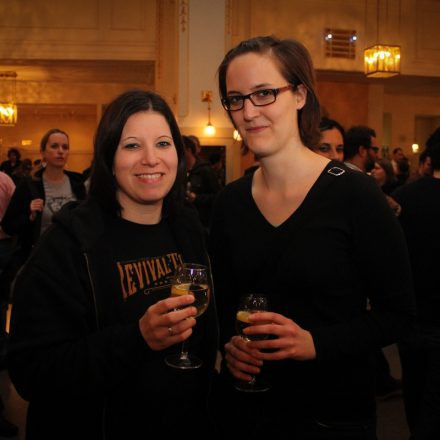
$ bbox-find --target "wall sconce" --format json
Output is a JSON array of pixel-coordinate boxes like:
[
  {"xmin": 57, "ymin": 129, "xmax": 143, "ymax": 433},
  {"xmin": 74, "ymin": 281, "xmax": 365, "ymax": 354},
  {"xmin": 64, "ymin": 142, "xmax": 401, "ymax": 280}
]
[
  {"xmin": 411, "ymin": 143, "xmax": 419, "ymax": 154},
  {"xmin": 0, "ymin": 71, "xmax": 18, "ymax": 126},
  {"xmin": 201, "ymin": 90, "xmax": 216, "ymax": 136}
]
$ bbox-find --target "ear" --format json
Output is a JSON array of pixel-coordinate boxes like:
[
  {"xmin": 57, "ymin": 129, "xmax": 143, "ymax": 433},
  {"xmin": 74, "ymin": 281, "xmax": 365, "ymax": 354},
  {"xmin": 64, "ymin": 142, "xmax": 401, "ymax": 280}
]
[
  {"xmin": 295, "ymin": 84, "xmax": 307, "ymax": 110},
  {"xmin": 359, "ymin": 146, "xmax": 368, "ymax": 157}
]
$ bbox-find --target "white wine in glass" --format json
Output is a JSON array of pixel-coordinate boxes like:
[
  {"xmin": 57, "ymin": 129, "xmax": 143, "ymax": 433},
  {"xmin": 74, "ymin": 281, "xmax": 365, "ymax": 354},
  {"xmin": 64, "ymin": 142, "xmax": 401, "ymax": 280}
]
[
  {"xmin": 165, "ymin": 263, "xmax": 210, "ymax": 369},
  {"xmin": 234, "ymin": 293, "xmax": 270, "ymax": 392}
]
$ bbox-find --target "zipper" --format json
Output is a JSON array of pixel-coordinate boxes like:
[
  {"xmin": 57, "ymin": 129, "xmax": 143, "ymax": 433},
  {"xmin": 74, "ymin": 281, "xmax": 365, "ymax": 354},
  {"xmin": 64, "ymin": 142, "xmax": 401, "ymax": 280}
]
[
  {"xmin": 83, "ymin": 252, "xmax": 100, "ymax": 331},
  {"xmin": 83, "ymin": 252, "xmax": 106, "ymax": 440}
]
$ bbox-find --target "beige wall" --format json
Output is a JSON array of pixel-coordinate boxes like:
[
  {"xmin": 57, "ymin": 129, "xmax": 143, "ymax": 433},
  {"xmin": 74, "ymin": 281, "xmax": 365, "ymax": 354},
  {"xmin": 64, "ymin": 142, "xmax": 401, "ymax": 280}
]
[
  {"xmin": 0, "ymin": 0, "xmax": 157, "ymax": 61},
  {"xmin": 1, "ymin": 0, "xmax": 440, "ymax": 179}
]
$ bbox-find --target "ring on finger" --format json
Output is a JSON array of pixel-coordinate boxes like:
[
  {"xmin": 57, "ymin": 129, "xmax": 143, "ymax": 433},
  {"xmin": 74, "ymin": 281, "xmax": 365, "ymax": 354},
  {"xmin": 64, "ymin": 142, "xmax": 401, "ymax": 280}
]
[{"xmin": 168, "ymin": 326, "xmax": 174, "ymax": 336}]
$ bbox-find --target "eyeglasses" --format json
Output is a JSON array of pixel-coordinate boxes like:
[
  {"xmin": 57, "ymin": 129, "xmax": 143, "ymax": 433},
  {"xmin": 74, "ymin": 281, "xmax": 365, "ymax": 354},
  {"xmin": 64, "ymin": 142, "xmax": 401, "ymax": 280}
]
[{"xmin": 221, "ymin": 85, "xmax": 295, "ymax": 111}]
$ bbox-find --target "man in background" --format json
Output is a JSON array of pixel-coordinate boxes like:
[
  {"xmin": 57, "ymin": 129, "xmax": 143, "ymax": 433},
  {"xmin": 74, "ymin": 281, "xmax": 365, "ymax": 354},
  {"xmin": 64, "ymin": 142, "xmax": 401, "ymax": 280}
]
[
  {"xmin": 183, "ymin": 136, "xmax": 221, "ymax": 232},
  {"xmin": 393, "ymin": 127, "xmax": 440, "ymax": 438}
]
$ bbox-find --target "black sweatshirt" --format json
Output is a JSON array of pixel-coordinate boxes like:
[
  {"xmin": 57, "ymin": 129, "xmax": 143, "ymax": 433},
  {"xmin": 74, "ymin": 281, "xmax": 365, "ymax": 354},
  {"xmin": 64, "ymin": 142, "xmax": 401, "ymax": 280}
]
[{"xmin": 8, "ymin": 198, "xmax": 218, "ymax": 439}]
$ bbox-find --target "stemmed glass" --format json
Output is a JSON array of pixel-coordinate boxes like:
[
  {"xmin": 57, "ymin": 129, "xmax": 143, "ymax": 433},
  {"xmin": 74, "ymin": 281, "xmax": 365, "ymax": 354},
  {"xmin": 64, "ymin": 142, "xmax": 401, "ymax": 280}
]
[
  {"xmin": 165, "ymin": 263, "xmax": 210, "ymax": 370},
  {"xmin": 234, "ymin": 293, "xmax": 270, "ymax": 393}
]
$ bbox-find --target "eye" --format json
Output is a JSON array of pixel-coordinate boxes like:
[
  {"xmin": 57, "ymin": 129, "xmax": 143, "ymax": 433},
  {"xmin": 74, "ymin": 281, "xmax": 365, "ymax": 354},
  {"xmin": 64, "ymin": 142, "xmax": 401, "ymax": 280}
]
[
  {"xmin": 254, "ymin": 89, "xmax": 273, "ymax": 98},
  {"xmin": 336, "ymin": 146, "xmax": 344, "ymax": 153},
  {"xmin": 227, "ymin": 95, "xmax": 243, "ymax": 105},
  {"xmin": 318, "ymin": 144, "xmax": 330, "ymax": 153},
  {"xmin": 123, "ymin": 143, "xmax": 139, "ymax": 150},
  {"xmin": 157, "ymin": 140, "xmax": 172, "ymax": 148}
]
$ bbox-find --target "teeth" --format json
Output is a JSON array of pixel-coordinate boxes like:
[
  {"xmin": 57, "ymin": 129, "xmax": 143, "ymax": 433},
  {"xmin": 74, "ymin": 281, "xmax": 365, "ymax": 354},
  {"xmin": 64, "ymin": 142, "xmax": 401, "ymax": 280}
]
[{"xmin": 137, "ymin": 173, "xmax": 161, "ymax": 180}]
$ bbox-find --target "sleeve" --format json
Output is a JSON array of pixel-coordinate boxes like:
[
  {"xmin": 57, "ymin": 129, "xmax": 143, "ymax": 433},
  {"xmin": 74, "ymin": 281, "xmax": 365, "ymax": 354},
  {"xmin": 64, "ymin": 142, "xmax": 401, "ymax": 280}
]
[
  {"xmin": 310, "ymin": 175, "xmax": 416, "ymax": 360},
  {"xmin": 7, "ymin": 227, "xmax": 152, "ymax": 401},
  {"xmin": 208, "ymin": 190, "xmax": 236, "ymax": 351},
  {"xmin": 1, "ymin": 178, "xmax": 32, "ymax": 236},
  {"xmin": 193, "ymin": 167, "xmax": 222, "ymax": 208}
]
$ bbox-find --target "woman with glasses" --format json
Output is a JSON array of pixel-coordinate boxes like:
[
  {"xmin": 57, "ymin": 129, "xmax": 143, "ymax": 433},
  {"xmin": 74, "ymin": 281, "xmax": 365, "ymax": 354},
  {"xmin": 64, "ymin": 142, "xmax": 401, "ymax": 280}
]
[{"xmin": 209, "ymin": 36, "xmax": 414, "ymax": 439}]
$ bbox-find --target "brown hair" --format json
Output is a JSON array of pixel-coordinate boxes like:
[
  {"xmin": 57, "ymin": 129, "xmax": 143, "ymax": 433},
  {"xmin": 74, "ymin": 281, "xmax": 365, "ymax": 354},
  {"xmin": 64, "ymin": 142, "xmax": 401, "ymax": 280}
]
[
  {"xmin": 218, "ymin": 35, "xmax": 321, "ymax": 148},
  {"xmin": 40, "ymin": 128, "xmax": 69, "ymax": 151}
]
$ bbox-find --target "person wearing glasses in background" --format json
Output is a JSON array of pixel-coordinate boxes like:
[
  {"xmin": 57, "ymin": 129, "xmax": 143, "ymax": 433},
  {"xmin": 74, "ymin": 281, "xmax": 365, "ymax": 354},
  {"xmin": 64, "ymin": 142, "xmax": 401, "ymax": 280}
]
[
  {"xmin": 209, "ymin": 35, "xmax": 414, "ymax": 440},
  {"xmin": 344, "ymin": 125, "xmax": 379, "ymax": 173},
  {"xmin": 313, "ymin": 117, "xmax": 345, "ymax": 162}
]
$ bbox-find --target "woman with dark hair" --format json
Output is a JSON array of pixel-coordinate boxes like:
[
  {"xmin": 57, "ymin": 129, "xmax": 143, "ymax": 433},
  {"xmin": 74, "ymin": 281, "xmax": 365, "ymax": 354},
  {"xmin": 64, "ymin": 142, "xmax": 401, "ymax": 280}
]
[
  {"xmin": 7, "ymin": 90, "xmax": 218, "ymax": 439},
  {"xmin": 210, "ymin": 35, "xmax": 414, "ymax": 439},
  {"xmin": 0, "ymin": 147, "xmax": 22, "ymax": 177},
  {"xmin": 371, "ymin": 158, "xmax": 399, "ymax": 195},
  {"xmin": 313, "ymin": 117, "xmax": 345, "ymax": 161}
]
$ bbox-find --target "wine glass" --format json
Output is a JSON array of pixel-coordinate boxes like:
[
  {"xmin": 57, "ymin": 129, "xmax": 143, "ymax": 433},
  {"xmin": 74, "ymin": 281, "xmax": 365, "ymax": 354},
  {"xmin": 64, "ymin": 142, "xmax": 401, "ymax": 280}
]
[
  {"xmin": 234, "ymin": 293, "xmax": 270, "ymax": 392},
  {"xmin": 165, "ymin": 263, "xmax": 210, "ymax": 369}
]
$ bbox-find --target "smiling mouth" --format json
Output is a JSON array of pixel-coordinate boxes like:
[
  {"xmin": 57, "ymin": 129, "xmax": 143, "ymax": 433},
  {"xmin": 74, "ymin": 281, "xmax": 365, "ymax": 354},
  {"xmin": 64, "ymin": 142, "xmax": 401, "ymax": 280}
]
[
  {"xmin": 135, "ymin": 173, "xmax": 163, "ymax": 181},
  {"xmin": 246, "ymin": 126, "xmax": 267, "ymax": 133}
]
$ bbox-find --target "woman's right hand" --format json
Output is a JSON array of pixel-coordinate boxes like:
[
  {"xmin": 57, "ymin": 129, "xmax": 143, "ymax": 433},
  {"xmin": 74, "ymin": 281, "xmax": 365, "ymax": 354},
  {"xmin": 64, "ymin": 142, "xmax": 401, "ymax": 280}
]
[
  {"xmin": 29, "ymin": 198, "xmax": 44, "ymax": 221},
  {"xmin": 138, "ymin": 294, "xmax": 197, "ymax": 351},
  {"xmin": 224, "ymin": 335, "xmax": 263, "ymax": 381}
]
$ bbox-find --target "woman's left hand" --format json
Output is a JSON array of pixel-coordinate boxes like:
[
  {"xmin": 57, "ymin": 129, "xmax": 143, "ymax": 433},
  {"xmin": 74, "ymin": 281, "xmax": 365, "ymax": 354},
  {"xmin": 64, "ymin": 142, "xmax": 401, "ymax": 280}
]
[{"xmin": 244, "ymin": 312, "xmax": 317, "ymax": 361}]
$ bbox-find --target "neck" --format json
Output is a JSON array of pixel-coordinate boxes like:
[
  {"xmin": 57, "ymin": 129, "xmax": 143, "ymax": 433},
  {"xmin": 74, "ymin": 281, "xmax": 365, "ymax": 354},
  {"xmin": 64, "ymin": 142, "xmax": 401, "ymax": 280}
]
[
  {"xmin": 258, "ymin": 145, "xmax": 327, "ymax": 191},
  {"xmin": 118, "ymin": 193, "xmax": 163, "ymax": 225},
  {"xmin": 43, "ymin": 166, "xmax": 65, "ymax": 181},
  {"xmin": 346, "ymin": 157, "xmax": 365, "ymax": 173},
  {"xmin": 433, "ymin": 169, "xmax": 440, "ymax": 179}
]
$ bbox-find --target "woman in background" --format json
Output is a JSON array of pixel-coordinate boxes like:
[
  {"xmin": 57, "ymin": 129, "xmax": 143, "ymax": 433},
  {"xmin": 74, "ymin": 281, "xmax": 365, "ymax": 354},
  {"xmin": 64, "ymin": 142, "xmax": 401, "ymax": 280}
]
[
  {"xmin": 313, "ymin": 116, "xmax": 345, "ymax": 161},
  {"xmin": 371, "ymin": 158, "xmax": 399, "ymax": 195},
  {"xmin": 1, "ymin": 128, "xmax": 86, "ymax": 257}
]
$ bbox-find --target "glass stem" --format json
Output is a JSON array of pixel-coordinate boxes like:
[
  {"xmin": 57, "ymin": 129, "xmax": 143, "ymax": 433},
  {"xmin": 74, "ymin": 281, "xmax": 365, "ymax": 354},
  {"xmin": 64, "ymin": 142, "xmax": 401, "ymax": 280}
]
[{"xmin": 179, "ymin": 340, "xmax": 188, "ymax": 360}]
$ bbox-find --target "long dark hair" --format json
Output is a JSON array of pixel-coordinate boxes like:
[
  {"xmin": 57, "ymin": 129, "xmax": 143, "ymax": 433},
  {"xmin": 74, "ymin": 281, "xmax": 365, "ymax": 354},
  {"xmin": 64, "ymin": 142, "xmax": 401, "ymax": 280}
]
[
  {"xmin": 88, "ymin": 89, "xmax": 186, "ymax": 215},
  {"xmin": 218, "ymin": 35, "xmax": 321, "ymax": 149}
]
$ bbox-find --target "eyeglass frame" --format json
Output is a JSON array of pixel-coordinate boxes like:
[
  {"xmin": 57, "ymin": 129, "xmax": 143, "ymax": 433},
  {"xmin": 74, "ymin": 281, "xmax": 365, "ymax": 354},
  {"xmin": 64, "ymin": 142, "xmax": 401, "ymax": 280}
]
[{"xmin": 221, "ymin": 84, "xmax": 296, "ymax": 112}]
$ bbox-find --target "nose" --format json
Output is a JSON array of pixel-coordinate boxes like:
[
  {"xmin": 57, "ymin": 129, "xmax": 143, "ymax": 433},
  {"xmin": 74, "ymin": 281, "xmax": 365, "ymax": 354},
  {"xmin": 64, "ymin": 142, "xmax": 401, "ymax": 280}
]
[
  {"xmin": 242, "ymin": 97, "xmax": 259, "ymax": 120},
  {"xmin": 141, "ymin": 146, "xmax": 160, "ymax": 166}
]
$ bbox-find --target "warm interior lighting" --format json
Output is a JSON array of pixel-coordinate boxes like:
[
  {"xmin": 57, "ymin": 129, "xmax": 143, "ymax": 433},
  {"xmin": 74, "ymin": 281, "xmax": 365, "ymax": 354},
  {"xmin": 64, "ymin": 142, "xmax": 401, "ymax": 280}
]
[
  {"xmin": 201, "ymin": 90, "xmax": 216, "ymax": 137},
  {"xmin": 204, "ymin": 123, "xmax": 216, "ymax": 136},
  {"xmin": 0, "ymin": 71, "xmax": 18, "ymax": 126},
  {"xmin": 233, "ymin": 129, "xmax": 242, "ymax": 141},
  {"xmin": 364, "ymin": 0, "xmax": 401, "ymax": 78},
  {"xmin": 412, "ymin": 143, "xmax": 419, "ymax": 154},
  {"xmin": 364, "ymin": 45, "xmax": 401, "ymax": 78},
  {"xmin": 0, "ymin": 102, "xmax": 17, "ymax": 126}
]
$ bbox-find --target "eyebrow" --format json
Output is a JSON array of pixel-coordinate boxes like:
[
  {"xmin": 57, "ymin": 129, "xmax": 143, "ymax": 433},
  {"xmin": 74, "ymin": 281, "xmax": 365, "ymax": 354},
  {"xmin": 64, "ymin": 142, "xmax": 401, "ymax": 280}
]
[{"xmin": 120, "ymin": 135, "xmax": 173, "ymax": 142}]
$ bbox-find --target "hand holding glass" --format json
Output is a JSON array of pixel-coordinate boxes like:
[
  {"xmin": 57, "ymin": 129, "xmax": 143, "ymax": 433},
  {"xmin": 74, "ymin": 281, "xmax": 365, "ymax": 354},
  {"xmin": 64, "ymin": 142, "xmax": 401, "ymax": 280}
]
[
  {"xmin": 235, "ymin": 293, "xmax": 270, "ymax": 392},
  {"xmin": 165, "ymin": 263, "xmax": 210, "ymax": 369}
]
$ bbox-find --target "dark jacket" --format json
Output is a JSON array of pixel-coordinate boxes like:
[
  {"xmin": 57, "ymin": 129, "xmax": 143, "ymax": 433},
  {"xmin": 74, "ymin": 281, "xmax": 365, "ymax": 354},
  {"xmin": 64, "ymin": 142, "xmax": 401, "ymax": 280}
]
[
  {"xmin": 7, "ymin": 198, "xmax": 219, "ymax": 439},
  {"xmin": 188, "ymin": 158, "xmax": 222, "ymax": 228},
  {"xmin": 1, "ymin": 168, "xmax": 86, "ymax": 255}
]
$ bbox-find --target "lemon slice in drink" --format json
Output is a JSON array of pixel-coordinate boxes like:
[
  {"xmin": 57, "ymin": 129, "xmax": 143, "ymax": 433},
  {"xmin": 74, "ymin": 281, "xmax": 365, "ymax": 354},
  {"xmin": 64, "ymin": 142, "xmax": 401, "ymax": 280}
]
[
  {"xmin": 236, "ymin": 310, "xmax": 251, "ymax": 323},
  {"xmin": 171, "ymin": 283, "xmax": 192, "ymax": 297}
]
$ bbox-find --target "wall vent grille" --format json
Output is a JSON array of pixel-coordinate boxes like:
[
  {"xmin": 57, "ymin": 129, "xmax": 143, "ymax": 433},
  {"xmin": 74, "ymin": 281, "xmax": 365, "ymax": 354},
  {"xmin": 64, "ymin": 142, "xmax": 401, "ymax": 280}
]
[{"xmin": 324, "ymin": 28, "xmax": 357, "ymax": 59}]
